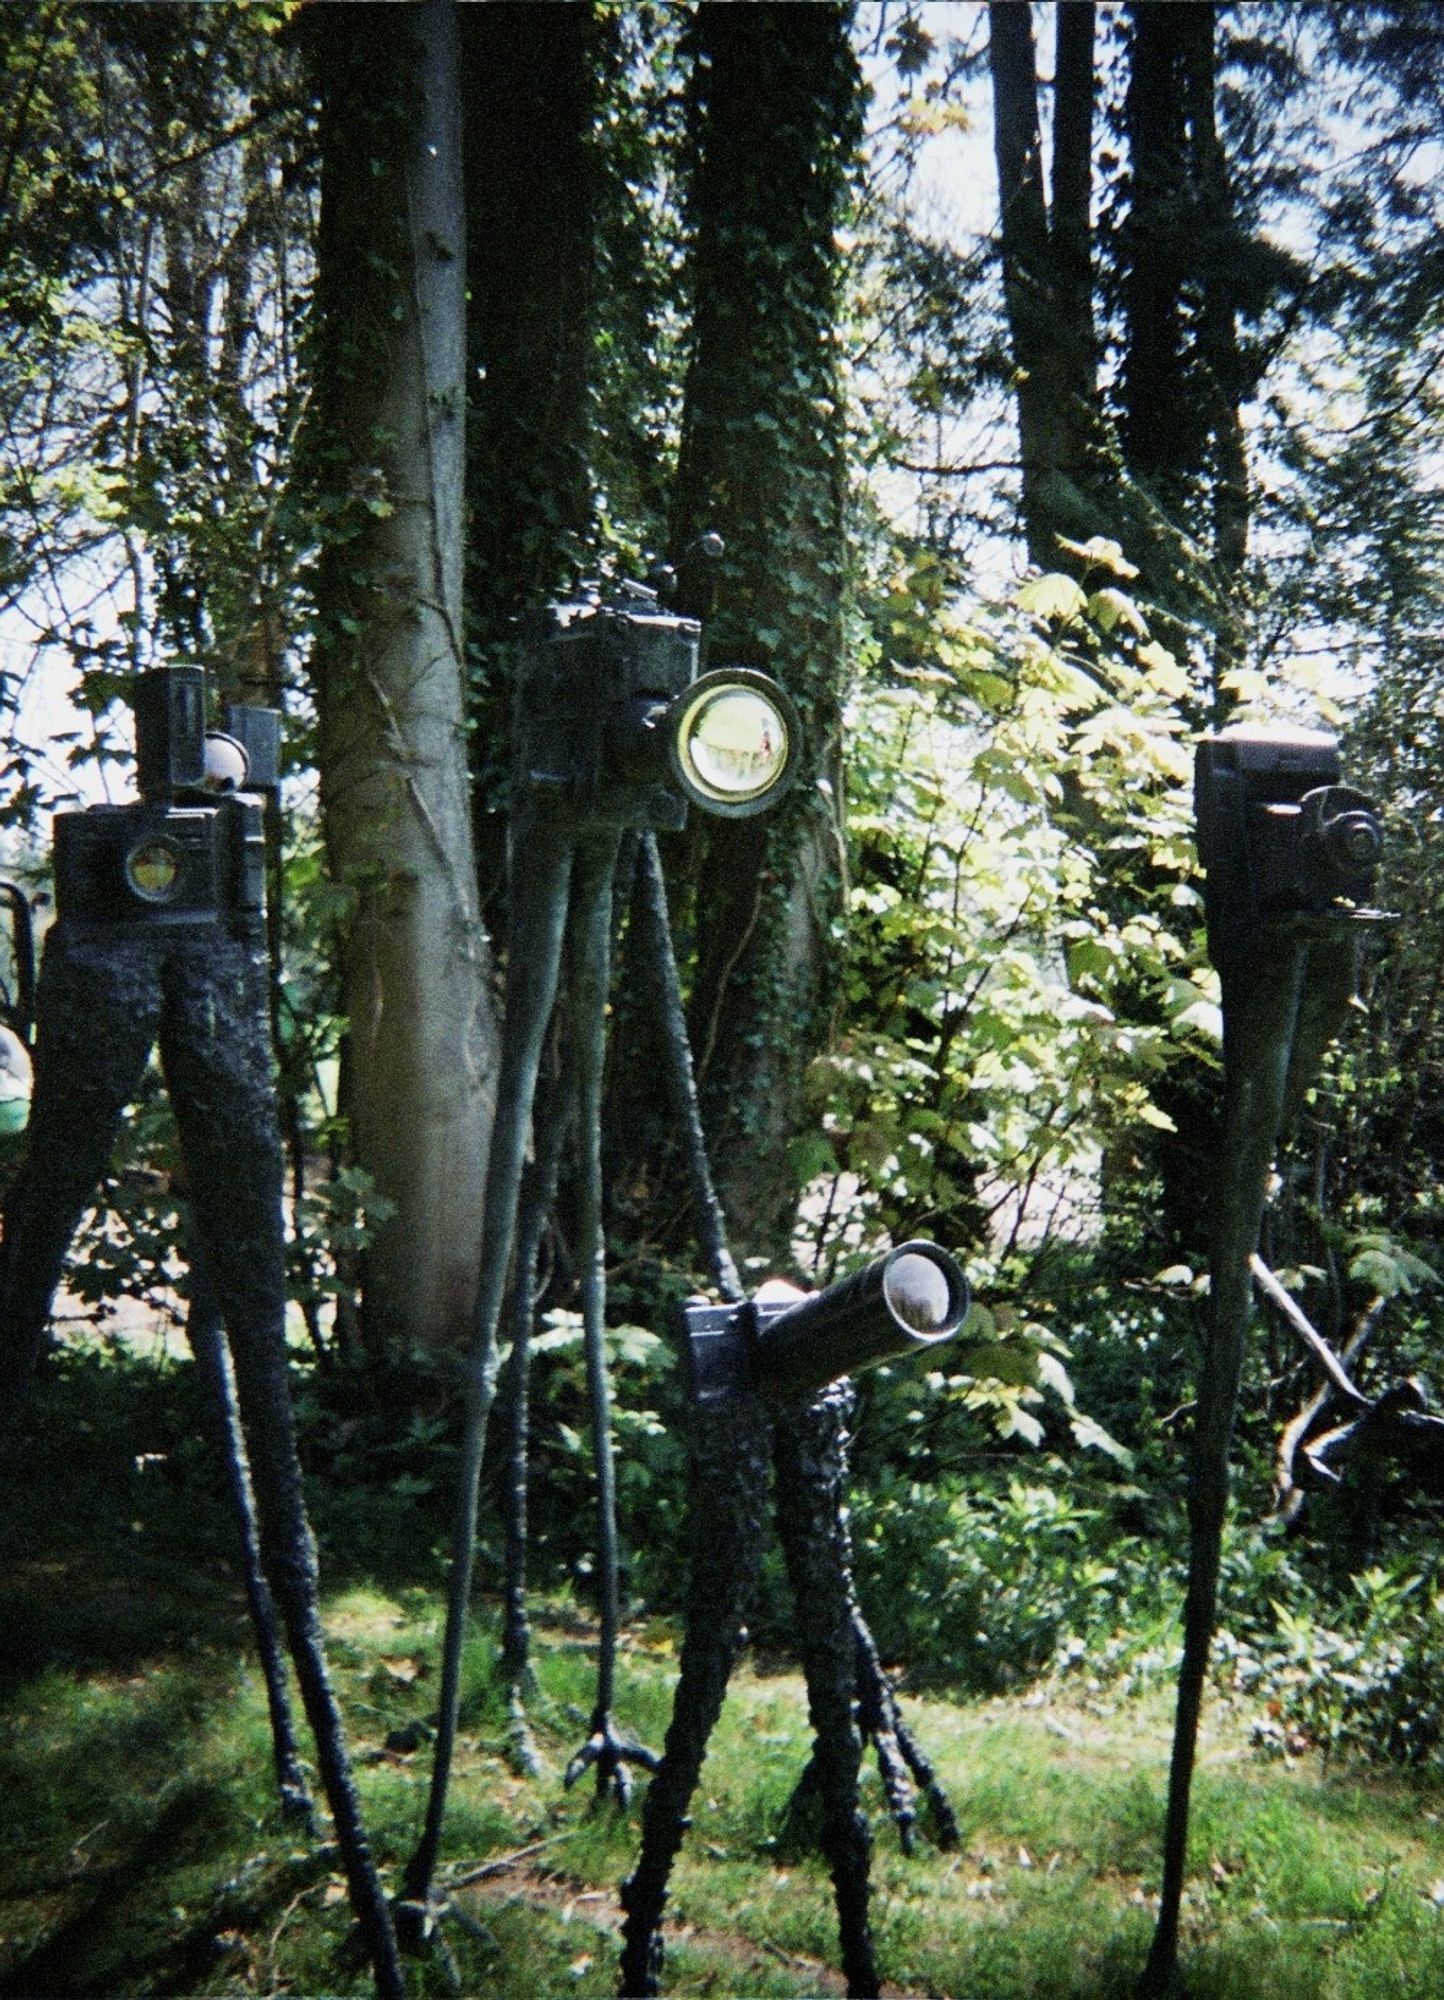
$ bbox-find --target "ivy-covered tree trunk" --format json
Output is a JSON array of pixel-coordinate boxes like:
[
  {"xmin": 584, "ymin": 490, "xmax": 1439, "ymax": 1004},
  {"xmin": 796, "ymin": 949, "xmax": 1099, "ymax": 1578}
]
[
  {"xmin": 665, "ymin": 0, "xmax": 861, "ymax": 1257},
  {"xmin": 307, "ymin": 0, "xmax": 494, "ymax": 1358},
  {"xmin": 461, "ymin": 0, "xmax": 597, "ymax": 845}
]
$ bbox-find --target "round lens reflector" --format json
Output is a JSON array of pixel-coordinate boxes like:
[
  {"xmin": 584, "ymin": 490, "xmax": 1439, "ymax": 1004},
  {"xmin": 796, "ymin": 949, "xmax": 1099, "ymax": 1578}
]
[
  {"xmin": 670, "ymin": 669, "xmax": 799, "ymax": 817},
  {"xmin": 126, "ymin": 838, "xmax": 183, "ymax": 902}
]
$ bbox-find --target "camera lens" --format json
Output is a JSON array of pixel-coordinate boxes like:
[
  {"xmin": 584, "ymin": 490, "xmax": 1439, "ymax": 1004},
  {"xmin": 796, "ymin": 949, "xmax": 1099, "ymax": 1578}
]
[
  {"xmin": 667, "ymin": 668, "xmax": 801, "ymax": 817},
  {"xmin": 1323, "ymin": 809, "xmax": 1382, "ymax": 876},
  {"xmin": 125, "ymin": 837, "xmax": 182, "ymax": 902},
  {"xmin": 681, "ymin": 687, "xmax": 788, "ymax": 802}
]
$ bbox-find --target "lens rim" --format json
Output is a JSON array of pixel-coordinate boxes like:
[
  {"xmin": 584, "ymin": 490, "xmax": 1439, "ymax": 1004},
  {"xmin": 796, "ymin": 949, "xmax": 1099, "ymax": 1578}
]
[
  {"xmin": 124, "ymin": 836, "xmax": 184, "ymax": 904},
  {"xmin": 879, "ymin": 1241, "xmax": 971, "ymax": 1344},
  {"xmin": 667, "ymin": 668, "xmax": 801, "ymax": 819}
]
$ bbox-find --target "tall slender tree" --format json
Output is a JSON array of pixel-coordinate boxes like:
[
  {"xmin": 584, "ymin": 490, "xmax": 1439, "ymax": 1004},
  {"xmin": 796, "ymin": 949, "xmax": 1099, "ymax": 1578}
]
[
  {"xmin": 987, "ymin": 0, "xmax": 1100, "ymax": 569},
  {"xmin": 306, "ymin": 0, "xmax": 494, "ymax": 1359},
  {"xmin": 460, "ymin": 0, "xmax": 599, "ymax": 851}
]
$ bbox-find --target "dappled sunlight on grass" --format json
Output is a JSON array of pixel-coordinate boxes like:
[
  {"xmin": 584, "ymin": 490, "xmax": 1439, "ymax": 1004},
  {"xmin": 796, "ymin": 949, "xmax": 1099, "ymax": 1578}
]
[{"xmin": 6, "ymin": 1345, "xmax": 1444, "ymax": 1996}]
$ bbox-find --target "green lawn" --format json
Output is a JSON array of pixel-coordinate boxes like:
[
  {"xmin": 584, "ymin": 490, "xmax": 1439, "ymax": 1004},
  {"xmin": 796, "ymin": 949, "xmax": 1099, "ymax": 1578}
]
[{"xmin": 4, "ymin": 1349, "xmax": 1444, "ymax": 1997}]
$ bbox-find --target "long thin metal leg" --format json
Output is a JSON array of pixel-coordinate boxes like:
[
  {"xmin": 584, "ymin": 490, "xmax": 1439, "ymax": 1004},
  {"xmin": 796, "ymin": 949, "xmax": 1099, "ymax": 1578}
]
[
  {"xmin": 500, "ymin": 1048, "xmax": 574, "ymax": 1775},
  {"xmin": 160, "ymin": 927, "xmax": 404, "ymax": 2000},
  {"xmin": 618, "ymin": 1394, "xmax": 772, "ymax": 1997},
  {"xmin": 856, "ymin": 1607, "xmax": 959, "ymax": 1850},
  {"xmin": 563, "ymin": 832, "xmax": 658, "ymax": 1804},
  {"xmin": 1139, "ymin": 941, "xmax": 1308, "ymax": 1999},
  {"xmin": 772, "ymin": 1386, "xmax": 878, "ymax": 2000},
  {"xmin": 406, "ymin": 825, "xmax": 574, "ymax": 1911},
  {"xmin": 185, "ymin": 1244, "xmax": 314, "ymax": 1826},
  {"xmin": 635, "ymin": 833, "xmax": 743, "ymax": 1304},
  {"xmin": 0, "ymin": 929, "xmax": 160, "ymax": 1418}
]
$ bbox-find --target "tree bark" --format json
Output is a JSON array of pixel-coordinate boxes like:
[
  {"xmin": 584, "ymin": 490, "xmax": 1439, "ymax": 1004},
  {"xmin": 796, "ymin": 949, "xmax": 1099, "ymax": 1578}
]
[
  {"xmin": 308, "ymin": 0, "xmax": 494, "ymax": 1358},
  {"xmin": 988, "ymin": 0, "xmax": 1099, "ymax": 568},
  {"xmin": 460, "ymin": 0, "xmax": 597, "ymax": 889},
  {"xmin": 666, "ymin": 1, "xmax": 860, "ymax": 1256},
  {"xmin": 1179, "ymin": 3, "xmax": 1251, "ymax": 708}
]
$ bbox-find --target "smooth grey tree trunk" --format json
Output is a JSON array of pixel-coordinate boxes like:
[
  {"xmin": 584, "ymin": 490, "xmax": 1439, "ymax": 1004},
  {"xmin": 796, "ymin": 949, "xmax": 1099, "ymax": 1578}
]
[{"xmin": 310, "ymin": 0, "xmax": 494, "ymax": 1358}]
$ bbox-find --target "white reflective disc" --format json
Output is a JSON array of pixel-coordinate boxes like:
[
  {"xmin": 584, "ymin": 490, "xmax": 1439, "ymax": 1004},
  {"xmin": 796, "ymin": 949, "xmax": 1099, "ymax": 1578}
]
[
  {"xmin": 203, "ymin": 732, "xmax": 249, "ymax": 792},
  {"xmin": 679, "ymin": 686, "xmax": 790, "ymax": 803},
  {"xmin": 883, "ymin": 1251, "xmax": 954, "ymax": 1333}
]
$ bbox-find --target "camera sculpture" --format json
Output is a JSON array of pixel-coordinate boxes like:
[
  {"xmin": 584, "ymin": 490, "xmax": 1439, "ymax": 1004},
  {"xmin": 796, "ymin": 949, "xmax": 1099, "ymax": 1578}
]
[
  {"xmin": 404, "ymin": 565, "xmax": 802, "ymax": 1912},
  {"xmin": 619, "ymin": 1245, "xmax": 969, "ymax": 2000},
  {"xmin": 0, "ymin": 667, "xmax": 404, "ymax": 2000},
  {"xmin": 1140, "ymin": 724, "xmax": 1385, "ymax": 1999}
]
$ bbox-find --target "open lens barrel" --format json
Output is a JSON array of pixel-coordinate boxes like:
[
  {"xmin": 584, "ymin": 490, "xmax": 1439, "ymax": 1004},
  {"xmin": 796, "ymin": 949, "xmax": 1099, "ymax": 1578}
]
[{"xmin": 752, "ymin": 1240, "xmax": 970, "ymax": 1402}]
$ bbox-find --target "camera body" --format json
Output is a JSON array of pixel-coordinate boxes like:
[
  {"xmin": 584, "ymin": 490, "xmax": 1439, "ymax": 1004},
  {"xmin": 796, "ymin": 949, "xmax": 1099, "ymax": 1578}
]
[
  {"xmin": 1194, "ymin": 726, "xmax": 1383, "ymax": 971},
  {"xmin": 514, "ymin": 586, "xmax": 702, "ymax": 833},
  {"xmin": 513, "ymin": 577, "xmax": 801, "ymax": 834},
  {"xmin": 53, "ymin": 666, "xmax": 279, "ymax": 928}
]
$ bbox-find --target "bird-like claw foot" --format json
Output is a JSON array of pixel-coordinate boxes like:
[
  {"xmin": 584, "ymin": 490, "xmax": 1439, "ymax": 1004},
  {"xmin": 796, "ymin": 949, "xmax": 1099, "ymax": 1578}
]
[{"xmin": 563, "ymin": 1710, "xmax": 660, "ymax": 1806}]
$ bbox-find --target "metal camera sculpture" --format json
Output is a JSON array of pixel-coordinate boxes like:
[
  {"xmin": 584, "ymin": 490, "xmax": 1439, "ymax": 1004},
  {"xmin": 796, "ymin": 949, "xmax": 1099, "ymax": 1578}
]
[
  {"xmin": 403, "ymin": 561, "xmax": 803, "ymax": 1915},
  {"xmin": 1138, "ymin": 726, "xmax": 1385, "ymax": 1999},
  {"xmin": 0, "ymin": 668, "xmax": 405, "ymax": 2000},
  {"xmin": 619, "ymin": 1244, "xmax": 969, "ymax": 2000}
]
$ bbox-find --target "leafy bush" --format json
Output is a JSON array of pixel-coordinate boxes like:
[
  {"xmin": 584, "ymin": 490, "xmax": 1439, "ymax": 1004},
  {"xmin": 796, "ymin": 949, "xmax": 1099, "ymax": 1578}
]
[
  {"xmin": 1251, "ymin": 1564, "xmax": 1444, "ymax": 1771},
  {"xmin": 848, "ymin": 1466, "xmax": 1172, "ymax": 1691}
]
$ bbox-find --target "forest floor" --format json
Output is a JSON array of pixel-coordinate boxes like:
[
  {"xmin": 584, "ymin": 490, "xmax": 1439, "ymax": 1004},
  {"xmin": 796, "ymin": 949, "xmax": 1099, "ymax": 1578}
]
[{"xmin": 5, "ymin": 1342, "xmax": 1444, "ymax": 1999}]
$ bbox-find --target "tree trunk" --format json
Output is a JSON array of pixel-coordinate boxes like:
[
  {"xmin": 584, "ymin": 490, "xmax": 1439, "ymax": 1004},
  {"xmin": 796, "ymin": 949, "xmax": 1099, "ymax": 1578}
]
[
  {"xmin": 460, "ymin": 0, "xmax": 597, "ymax": 893},
  {"xmin": 988, "ymin": 0, "xmax": 1099, "ymax": 569},
  {"xmin": 308, "ymin": 0, "xmax": 494, "ymax": 1358},
  {"xmin": 1179, "ymin": 3, "xmax": 1251, "ymax": 707},
  {"xmin": 665, "ymin": 1, "xmax": 860, "ymax": 1257},
  {"xmin": 1120, "ymin": 3, "xmax": 1197, "ymax": 498}
]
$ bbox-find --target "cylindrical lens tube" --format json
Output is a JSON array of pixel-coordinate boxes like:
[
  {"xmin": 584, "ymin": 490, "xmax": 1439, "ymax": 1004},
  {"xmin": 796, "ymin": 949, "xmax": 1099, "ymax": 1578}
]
[{"xmin": 753, "ymin": 1241, "xmax": 969, "ymax": 1401}]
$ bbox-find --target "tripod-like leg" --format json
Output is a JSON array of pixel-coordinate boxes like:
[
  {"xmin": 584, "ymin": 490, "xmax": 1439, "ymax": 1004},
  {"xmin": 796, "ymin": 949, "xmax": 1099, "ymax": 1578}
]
[
  {"xmin": 637, "ymin": 832, "xmax": 956, "ymax": 1852},
  {"xmin": 185, "ymin": 1245, "xmax": 314, "ymax": 1827},
  {"xmin": 618, "ymin": 1395, "xmax": 772, "ymax": 1997},
  {"xmin": 500, "ymin": 1051, "xmax": 574, "ymax": 1777},
  {"xmin": 160, "ymin": 928, "xmax": 404, "ymax": 2000},
  {"xmin": 0, "ymin": 929, "xmax": 160, "ymax": 1416},
  {"xmin": 406, "ymin": 825, "xmax": 574, "ymax": 1914},
  {"xmin": 634, "ymin": 833, "xmax": 743, "ymax": 1304},
  {"xmin": 782, "ymin": 1585, "xmax": 959, "ymax": 1862},
  {"xmin": 1138, "ymin": 940, "xmax": 1309, "ymax": 2000},
  {"xmin": 772, "ymin": 1386, "xmax": 879, "ymax": 2000},
  {"xmin": 852, "ymin": 1607, "xmax": 959, "ymax": 1852},
  {"xmin": 564, "ymin": 833, "xmax": 658, "ymax": 1805}
]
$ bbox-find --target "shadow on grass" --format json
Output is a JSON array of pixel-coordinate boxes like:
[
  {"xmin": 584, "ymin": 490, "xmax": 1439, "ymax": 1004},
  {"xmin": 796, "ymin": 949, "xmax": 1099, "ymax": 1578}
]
[{"xmin": 0, "ymin": 1783, "xmax": 234, "ymax": 1998}]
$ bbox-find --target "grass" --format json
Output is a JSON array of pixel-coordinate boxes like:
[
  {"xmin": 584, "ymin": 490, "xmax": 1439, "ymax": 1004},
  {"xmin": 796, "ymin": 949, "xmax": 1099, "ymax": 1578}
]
[{"xmin": 5, "ymin": 1344, "xmax": 1444, "ymax": 1997}]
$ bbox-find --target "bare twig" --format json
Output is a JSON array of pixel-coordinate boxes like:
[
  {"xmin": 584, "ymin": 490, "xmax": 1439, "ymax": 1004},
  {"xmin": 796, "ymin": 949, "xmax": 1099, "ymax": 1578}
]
[{"xmin": 440, "ymin": 1833, "xmax": 572, "ymax": 1894}]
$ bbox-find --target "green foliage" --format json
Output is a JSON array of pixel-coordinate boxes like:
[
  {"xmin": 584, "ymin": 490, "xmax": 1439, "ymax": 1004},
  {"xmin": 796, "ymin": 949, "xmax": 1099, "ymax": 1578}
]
[
  {"xmin": 1254, "ymin": 1564, "xmax": 1444, "ymax": 1773},
  {"xmin": 851, "ymin": 1468, "xmax": 1169, "ymax": 1693},
  {"xmin": 508, "ymin": 1306, "xmax": 690, "ymax": 1609},
  {"xmin": 802, "ymin": 560, "xmax": 1201, "ymax": 1285}
]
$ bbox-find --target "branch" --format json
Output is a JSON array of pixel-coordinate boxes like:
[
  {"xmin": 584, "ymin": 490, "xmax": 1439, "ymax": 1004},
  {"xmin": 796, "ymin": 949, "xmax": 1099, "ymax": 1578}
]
[
  {"xmin": 1272, "ymin": 1291, "xmax": 1387, "ymax": 1520},
  {"xmin": 893, "ymin": 456, "xmax": 1028, "ymax": 478},
  {"xmin": 1251, "ymin": 1253, "xmax": 1369, "ymax": 1409},
  {"xmin": 1305, "ymin": 1382, "xmax": 1444, "ymax": 1484}
]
